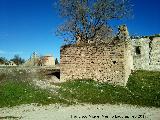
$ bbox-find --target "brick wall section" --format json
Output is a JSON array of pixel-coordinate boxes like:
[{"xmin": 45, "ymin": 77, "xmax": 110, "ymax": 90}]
[{"xmin": 60, "ymin": 42, "xmax": 132, "ymax": 86}]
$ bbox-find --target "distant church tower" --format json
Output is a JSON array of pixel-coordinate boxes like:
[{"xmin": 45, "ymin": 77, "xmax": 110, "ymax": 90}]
[{"xmin": 32, "ymin": 52, "xmax": 38, "ymax": 66}]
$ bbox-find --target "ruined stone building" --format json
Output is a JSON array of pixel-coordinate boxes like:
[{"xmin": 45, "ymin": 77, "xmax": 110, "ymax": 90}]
[
  {"xmin": 60, "ymin": 42, "xmax": 133, "ymax": 86},
  {"xmin": 60, "ymin": 25, "xmax": 160, "ymax": 86},
  {"xmin": 132, "ymin": 36, "xmax": 160, "ymax": 71},
  {"xmin": 60, "ymin": 25, "xmax": 134, "ymax": 86}
]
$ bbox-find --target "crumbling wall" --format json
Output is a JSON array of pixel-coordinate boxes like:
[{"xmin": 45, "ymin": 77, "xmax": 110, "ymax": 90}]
[
  {"xmin": 132, "ymin": 38, "xmax": 150, "ymax": 70},
  {"xmin": 124, "ymin": 43, "xmax": 134, "ymax": 81},
  {"xmin": 132, "ymin": 37, "xmax": 160, "ymax": 71},
  {"xmin": 150, "ymin": 37, "xmax": 160, "ymax": 65},
  {"xmin": 60, "ymin": 42, "xmax": 133, "ymax": 86}
]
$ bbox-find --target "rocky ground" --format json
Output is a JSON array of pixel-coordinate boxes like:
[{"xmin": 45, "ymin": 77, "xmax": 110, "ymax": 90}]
[{"xmin": 0, "ymin": 104, "xmax": 160, "ymax": 120}]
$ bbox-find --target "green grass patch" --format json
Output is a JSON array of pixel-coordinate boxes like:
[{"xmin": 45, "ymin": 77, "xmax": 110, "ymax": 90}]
[
  {"xmin": 0, "ymin": 70, "xmax": 160, "ymax": 108},
  {"xmin": 58, "ymin": 70, "xmax": 160, "ymax": 107},
  {"xmin": 58, "ymin": 79, "xmax": 131, "ymax": 104},
  {"xmin": 0, "ymin": 80, "xmax": 67, "ymax": 108},
  {"xmin": 126, "ymin": 70, "xmax": 160, "ymax": 107}
]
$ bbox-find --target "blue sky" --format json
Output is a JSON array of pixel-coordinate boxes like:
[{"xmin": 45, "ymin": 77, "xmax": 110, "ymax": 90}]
[{"xmin": 0, "ymin": 0, "xmax": 160, "ymax": 60}]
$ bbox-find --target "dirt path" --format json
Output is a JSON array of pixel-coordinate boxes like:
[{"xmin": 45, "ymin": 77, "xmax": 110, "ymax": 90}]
[{"xmin": 0, "ymin": 104, "xmax": 160, "ymax": 120}]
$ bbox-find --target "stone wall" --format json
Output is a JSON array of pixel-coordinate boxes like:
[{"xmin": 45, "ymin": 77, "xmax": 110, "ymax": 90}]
[
  {"xmin": 150, "ymin": 37, "xmax": 160, "ymax": 65},
  {"xmin": 132, "ymin": 37, "xmax": 160, "ymax": 71},
  {"xmin": 132, "ymin": 38, "xmax": 150, "ymax": 70},
  {"xmin": 60, "ymin": 42, "xmax": 133, "ymax": 86}
]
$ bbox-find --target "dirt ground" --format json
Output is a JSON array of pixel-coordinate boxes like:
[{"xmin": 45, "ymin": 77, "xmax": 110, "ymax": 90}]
[{"xmin": 0, "ymin": 103, "xmax": 160, "ymax": 120}]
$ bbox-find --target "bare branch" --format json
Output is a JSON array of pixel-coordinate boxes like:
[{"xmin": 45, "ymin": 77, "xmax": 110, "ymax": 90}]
[{"xmin": 56, "ymin": 0, "xmax": 132, "ymax": 44}]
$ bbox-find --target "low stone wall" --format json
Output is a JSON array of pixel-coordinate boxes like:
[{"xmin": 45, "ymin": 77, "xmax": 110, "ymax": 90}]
[{"xmin": 60, "ymin": 42, "xmax": 133, "ymax": 86}]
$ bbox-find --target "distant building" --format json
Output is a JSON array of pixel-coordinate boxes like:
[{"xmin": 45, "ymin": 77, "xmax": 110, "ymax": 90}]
[
  {"xmin": 0, "ymin": 61, "xmax": 17, "ymax": 66},
  {"xmin": 7, "ymin": 61, "xmax": 17, "ymax": 66},
  {"xmin": 23, "ymin": 52, "xmax": 55, "ymax": 67},
  {"xmin": 41, "ymin": 54, "xmax": 55, "ymax": 66}
]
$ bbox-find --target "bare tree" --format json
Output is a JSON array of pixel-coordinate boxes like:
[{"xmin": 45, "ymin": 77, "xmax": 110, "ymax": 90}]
[
  {"xmin": 55, "ymin": 58, "xmax": 59, "ymax": 65},
  {"xmin": 10, "ymin": 55, "xmax": 25, "ymax": 65},
  {"xmin": 56, "ymin": 0, "xmax": 132, "ymax": 44},
  {"xmin": 0, "ymin": 57, "xmax": 8, "ymax": 64}
]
